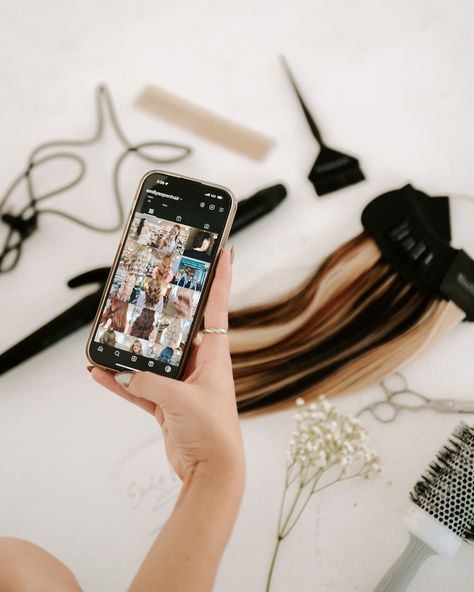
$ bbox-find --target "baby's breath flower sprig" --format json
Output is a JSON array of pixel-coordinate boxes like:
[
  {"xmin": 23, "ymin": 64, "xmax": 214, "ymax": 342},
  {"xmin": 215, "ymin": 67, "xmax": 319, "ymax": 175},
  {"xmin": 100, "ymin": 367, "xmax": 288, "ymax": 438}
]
[{"xmin": 266, "ymin": 395, "xmax": 381, "ymax": 592}]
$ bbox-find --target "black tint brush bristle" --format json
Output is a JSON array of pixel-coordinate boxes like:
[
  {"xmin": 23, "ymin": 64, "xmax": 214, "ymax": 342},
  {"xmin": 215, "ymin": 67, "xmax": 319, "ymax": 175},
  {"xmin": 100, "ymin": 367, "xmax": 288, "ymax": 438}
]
[
  {"xmin": 309, "ymin": 147, "xmax": 364, "ymax": 196},
  {"xmin": 280, "ymin": 55, "xmax": 365, "ymax": 196},
  {"xmin": 410, "ymin": 422, "xmax": 474, "ymax": 542}
]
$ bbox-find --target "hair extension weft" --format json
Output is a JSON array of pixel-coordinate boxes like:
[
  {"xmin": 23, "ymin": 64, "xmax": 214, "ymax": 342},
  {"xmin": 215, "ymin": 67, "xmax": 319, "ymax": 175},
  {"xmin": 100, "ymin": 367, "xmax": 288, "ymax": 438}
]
[{"xmin": 229, "ymin": 233, "xmax": 464, "ymax": 414}]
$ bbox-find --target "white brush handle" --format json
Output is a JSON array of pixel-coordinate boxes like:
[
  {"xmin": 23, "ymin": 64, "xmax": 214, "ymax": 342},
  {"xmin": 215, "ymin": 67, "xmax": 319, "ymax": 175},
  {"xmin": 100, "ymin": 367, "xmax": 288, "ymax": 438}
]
[{"xmin": 372, "ymin": 534, "xmax": 433, "ymax": 592}]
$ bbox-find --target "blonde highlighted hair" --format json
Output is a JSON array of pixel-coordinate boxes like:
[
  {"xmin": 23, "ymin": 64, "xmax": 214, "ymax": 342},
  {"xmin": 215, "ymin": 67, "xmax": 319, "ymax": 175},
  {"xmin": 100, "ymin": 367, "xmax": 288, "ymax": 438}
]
[{"xmin": 228, "ymin": 233, "xmax": 464, "ymax": 414}]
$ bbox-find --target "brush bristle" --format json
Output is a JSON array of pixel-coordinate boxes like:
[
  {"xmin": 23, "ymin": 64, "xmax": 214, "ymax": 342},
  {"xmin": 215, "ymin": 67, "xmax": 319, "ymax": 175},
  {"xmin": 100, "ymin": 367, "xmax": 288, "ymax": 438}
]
[
  {"xmin": 308, "ymin": 147, "xmax": 365, "ymax": 196},
  {"xmin": 410, "ymin": 422, "xmax": 474, "ymax": 541}
]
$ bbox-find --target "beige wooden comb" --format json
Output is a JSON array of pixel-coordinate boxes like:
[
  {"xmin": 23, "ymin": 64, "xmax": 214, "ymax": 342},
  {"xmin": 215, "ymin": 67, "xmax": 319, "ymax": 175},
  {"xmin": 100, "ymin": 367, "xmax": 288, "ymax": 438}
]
[{"xmin": 135, "ymin": 85, "xmax": 276, "ymax": 162}]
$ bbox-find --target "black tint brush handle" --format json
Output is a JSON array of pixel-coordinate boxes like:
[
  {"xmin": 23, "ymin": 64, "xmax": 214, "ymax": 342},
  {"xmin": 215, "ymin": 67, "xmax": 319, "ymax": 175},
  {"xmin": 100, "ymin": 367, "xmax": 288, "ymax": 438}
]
[{"xmin": 279, "ymin": 55, "xmax": 325, "ymax": 146}]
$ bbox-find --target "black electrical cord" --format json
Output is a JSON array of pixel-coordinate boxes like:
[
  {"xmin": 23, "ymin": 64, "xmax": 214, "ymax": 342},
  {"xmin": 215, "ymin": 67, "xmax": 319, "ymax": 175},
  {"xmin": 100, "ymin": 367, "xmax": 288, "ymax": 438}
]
[{"xmin": 0, "ymin": 84, "xmax": 192, "ymax": 273}]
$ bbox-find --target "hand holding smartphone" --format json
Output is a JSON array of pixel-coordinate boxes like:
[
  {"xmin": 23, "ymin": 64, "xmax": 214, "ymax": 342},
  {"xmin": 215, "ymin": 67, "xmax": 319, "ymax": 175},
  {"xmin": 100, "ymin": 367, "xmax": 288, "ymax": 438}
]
[
  {"xmin": 86, "ymin": 171, "xmax": 236, "ymax": 379},
  {"xmin": 88, "ymin": 224, "xmax": 244, "ymax": 592}
]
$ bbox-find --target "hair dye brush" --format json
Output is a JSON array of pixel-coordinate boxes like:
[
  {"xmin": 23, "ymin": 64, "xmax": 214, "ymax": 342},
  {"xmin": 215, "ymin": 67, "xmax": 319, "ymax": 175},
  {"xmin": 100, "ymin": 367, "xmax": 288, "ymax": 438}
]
[
  {"xmin": 280, "ymin": 55, "xmax": 365, "ymax": 196},
  {"xmin": 373, "ymin": 422, "xmax": 474, "ymax": 591}
]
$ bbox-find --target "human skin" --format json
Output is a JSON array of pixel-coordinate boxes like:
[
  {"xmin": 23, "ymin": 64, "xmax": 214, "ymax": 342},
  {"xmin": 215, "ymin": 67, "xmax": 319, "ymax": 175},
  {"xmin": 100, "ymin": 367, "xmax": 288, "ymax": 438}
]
[
  {"xmin": 0, "ymin": 248, "xmax": 242, "ymax": 592},
  {"xmin": 90, "ymin": 247, "xmax": 244, "ymax": 592},
  {"xmin": 198, "ymin": 238, "xmax": 210, "ymax": 251}
]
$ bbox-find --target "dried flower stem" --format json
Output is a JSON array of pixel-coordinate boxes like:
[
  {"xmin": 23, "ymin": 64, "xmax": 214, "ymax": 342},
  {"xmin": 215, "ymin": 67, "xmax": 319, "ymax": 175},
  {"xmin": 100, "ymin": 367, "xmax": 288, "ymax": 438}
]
[{"xmin": 265, "ymin": 397, "xmax": 380, "ymax": 592}]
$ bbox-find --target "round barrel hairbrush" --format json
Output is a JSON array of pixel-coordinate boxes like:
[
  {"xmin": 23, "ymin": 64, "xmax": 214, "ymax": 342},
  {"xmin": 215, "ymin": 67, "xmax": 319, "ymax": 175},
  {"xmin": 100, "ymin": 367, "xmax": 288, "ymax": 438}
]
[{"xmin": 373, "ymin": 422, "xmax": 474, "ymax": 591}]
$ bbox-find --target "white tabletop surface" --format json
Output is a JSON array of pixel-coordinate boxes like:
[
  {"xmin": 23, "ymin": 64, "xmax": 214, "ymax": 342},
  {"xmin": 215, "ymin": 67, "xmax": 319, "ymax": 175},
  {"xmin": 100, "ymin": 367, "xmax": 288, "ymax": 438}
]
[{"xmin": 1, "ymin": 1, "xmax": 474, "ymax": 590}]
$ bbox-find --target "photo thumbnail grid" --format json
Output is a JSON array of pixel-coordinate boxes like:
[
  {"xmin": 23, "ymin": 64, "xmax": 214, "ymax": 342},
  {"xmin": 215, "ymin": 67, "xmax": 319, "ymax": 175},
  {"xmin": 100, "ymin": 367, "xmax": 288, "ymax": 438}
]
[{"xmin": 94, "ymin": 213, "xmax": 214, "ymax": 367}]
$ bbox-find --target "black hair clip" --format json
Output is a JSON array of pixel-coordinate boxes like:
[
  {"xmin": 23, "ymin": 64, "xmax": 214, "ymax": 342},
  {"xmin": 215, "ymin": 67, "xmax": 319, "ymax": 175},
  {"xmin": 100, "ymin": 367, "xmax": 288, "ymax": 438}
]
[
  {"xmin": 362, "ymin": 185, "xmax": 474, "ymax": 321},
  {"xmin": 1, "ymin": 211, "xmax": 38, "ymax": 239}
]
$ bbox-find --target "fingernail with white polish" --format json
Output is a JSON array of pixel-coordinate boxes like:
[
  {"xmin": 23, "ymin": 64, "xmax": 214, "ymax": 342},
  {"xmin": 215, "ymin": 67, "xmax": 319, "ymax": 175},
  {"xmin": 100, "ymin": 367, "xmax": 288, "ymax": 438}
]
[{"xmin": 114, "ymin": 372, "xmax": 134, "ymax": 386}]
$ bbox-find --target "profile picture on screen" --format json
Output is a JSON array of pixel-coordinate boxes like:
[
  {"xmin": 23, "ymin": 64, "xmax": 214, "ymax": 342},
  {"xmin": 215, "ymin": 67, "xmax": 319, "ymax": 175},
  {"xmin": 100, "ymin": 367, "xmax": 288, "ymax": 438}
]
[{"xmin": 183, "ymin": 229, "xmax": 215, "ymax": 262}]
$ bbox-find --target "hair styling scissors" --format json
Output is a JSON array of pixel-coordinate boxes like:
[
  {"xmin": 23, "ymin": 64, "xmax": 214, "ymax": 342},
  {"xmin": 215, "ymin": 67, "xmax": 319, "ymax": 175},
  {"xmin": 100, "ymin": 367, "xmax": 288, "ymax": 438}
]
[{"xmin": 357, "ymin": 373, "xmax": 474, "ymax": 423}]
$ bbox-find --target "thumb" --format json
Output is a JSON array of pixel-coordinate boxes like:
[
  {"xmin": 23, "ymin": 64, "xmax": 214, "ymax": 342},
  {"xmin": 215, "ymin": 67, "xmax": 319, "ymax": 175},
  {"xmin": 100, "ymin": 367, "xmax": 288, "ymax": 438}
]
[{"xmin": 114, "ymin": 371, "xmax": 178, "ymax": 409}]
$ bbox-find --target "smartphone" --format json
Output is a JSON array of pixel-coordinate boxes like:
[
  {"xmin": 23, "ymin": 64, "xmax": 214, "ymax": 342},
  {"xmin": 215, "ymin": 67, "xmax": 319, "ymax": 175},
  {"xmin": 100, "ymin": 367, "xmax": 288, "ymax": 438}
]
[{"xmin": 86, "ymin": 170, "xmax": 236, "ymax": 379}]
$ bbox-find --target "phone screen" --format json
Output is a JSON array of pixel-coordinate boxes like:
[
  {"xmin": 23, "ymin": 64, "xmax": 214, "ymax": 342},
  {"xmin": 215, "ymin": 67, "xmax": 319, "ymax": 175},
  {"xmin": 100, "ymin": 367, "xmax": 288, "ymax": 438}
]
[{"xmin": 87, "ymin": 171, "xmax": 235, "ymax": 379}]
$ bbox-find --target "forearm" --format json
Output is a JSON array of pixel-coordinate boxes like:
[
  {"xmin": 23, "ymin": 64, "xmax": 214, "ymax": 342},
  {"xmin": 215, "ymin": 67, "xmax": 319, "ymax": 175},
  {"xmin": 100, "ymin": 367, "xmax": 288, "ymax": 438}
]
[{"xmin": 129, "ymin": 462, "xmax": 245, "ymax": 592}]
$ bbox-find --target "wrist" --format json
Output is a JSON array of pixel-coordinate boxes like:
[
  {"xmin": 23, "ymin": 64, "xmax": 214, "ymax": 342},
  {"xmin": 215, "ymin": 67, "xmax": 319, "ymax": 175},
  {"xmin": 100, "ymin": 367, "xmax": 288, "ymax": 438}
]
[
  {"xmin": 198, "ymin": 457, "xmax": 245, "ymax": 485},
  {"xmin": 180, "ymin": 458, "xmax": 245, "ymax": 505}
]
